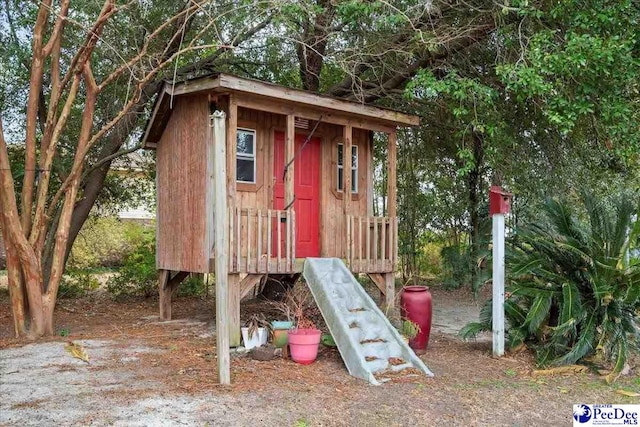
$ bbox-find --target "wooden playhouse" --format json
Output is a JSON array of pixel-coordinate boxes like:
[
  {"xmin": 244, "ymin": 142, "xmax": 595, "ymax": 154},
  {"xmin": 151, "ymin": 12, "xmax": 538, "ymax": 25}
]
[{"xmin": 141, "ymin": 74, "xmax": 419, "ymax": 377}]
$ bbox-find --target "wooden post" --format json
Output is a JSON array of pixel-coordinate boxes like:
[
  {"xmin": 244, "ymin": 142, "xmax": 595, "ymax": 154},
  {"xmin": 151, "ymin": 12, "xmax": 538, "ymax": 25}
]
[
  {"xmin": 387, "ymin": 131, "xmax": 397, "ymax": 218},
  {"xmin": 343, "ymin": 124, "xmax": 352, "ymax": 215},
  {"xmin": 343, "ymin": 125, "xmax": 352, "ymax": 261},
  {"xmin": 387, "ymin": 131, "xmax": 397, "ymax": 273},
  {"xmin": 229, "ymin": 274, "xmax": 241, "ymax": 347},
  {"xmin": 384, "ymin": 272, "xmax": 395, "ymax": 311},
  {"xmin": 158, "ymin": 269, "xmax": 171, "ymax": 320},
  {"xmin": 226, "ymin": 97, "xmax": 237, "ymax": 210},
  {"xmin": 285, "ymin": 115, "xmax": 295, "ymax": 209},
  {"xmin": 492, "ymin": 213, "xmax": 506, "ymax": 357},
  {"xmin": 159, "ymin": 270, "xmax": 189, "ymax": 320},
  {"xmin": 212, "ymin": 110, "xmax": 230, "ymax": 385}
]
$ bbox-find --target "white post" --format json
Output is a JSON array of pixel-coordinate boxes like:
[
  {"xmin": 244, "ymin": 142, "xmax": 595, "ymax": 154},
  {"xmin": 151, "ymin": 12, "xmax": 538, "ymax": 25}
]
[
  {"xmin": 492, "ymin": 213, "xmax": 505, "ymax": 357},
  {"xmin": 212, "ymin": 111, "xmax": 230, "ymax": 384}
]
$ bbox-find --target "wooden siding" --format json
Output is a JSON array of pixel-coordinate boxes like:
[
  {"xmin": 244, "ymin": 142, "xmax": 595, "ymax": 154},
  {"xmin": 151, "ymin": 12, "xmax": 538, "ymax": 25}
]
[
  {"xmin": 233, "ymin": 107, "xmax": 370, "ymax": 261},
  {"xmin": 156, "ymin": 95, "xmax": 210, "ymax": 273}
]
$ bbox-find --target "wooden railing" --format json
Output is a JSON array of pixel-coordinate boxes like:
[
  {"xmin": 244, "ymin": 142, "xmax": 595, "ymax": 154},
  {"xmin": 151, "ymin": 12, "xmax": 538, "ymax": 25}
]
[
  {"xmin": 346, "ymin": 215, "xmax": 398, "ymax": 273},
  {"xmin": 229, "ymin": 207, "xmax": 296, "ymax": 274}
]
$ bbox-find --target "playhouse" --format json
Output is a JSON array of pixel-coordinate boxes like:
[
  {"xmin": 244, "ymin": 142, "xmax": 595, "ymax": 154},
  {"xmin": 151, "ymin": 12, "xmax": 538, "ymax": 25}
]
[{"xmin": 141, "ymin": 74, "xmax": 420, "ymax": 370}]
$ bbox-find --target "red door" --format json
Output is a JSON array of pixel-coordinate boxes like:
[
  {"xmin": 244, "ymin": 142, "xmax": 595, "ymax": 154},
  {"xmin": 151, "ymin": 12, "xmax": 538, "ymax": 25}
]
[{"xmin": 273, "ymin": 131, "xmax": 321, "ymax": 257}]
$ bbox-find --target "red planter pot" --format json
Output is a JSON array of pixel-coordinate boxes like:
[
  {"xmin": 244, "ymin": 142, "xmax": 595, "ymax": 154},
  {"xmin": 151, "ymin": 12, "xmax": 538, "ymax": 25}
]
[
  {"xmin": 400, "ymin": 286, "xmax": 433, "ymax": 354},
  {"xmin": 287, "ymin": 328, "xmax": 321, "ymax": 365}
]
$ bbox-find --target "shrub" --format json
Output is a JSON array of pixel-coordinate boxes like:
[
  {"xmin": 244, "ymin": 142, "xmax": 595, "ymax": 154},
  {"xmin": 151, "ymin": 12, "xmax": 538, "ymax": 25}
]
[
  {"xmin": 178, "ymin": 274, "xmax": 208, "ymax": 297},
  {"xmin": 462, "ymin": 193, "xmax": 640, "ymax": 381},
  {"xmin": 68, "ymin": 217, "xmax": 153, "ymax": 270},
  {"xmin": 440, "ymin": 244, "xmax": 474, "ymax": 289},
  {"xmin": 58, "ymin": 271, "xmax": 100, "ymax": 299},
  {"xmin": 106, "ymin": 228, "xmax": 157, "ymax": 300}
]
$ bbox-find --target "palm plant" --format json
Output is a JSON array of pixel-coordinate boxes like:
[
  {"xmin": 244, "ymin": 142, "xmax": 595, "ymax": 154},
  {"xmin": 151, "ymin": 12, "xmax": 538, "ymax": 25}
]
[{"xmin": 462, "ymin": 192, "xmax": 640, "ymax": 381}]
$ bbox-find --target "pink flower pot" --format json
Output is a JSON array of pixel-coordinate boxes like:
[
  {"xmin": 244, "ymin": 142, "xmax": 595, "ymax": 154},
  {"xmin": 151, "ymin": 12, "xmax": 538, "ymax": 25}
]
[{"xmin": 287, "ymin": 328, "xmax": 321, "ymax": 365}]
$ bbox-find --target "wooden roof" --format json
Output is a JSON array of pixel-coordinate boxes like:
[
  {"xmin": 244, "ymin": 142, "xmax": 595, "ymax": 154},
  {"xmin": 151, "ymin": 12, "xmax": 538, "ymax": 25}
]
[{"xmin": 142, "ymin": 73, "xmax": 420, "ymax": 147}]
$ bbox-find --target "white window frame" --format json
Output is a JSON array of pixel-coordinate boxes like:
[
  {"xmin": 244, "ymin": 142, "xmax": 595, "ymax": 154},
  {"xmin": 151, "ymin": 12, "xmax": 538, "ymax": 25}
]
[
  {"xmin": 236, "ymin": 128, "xmax": 256, "ymax": 184},
  {"xmin": 337, "ymin": 143, "xmax": 358, "ymax": 193}
]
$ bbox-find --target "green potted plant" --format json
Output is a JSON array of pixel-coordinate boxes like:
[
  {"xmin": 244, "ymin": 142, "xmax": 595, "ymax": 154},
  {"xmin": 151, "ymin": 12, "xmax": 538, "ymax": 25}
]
[
  {"xmin": 241, "ymin": 313, "xmax": 271, "ymax": 350},
  {"xmin": 400, "ymin": 319, "xmax": 421, "ymax": 344}
]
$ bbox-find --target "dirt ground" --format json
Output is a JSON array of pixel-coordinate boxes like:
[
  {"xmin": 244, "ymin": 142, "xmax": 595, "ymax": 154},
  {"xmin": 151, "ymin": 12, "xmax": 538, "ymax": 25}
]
[{"xmin": 0, "ymin": 285, "xmax": 638, "ymax": 427}]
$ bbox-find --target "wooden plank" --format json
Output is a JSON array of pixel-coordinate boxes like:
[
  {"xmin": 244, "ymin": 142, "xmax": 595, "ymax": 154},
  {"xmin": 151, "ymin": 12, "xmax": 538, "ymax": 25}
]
[
  {"xmin": 247, "ymin": 208, "xmax": 252, "ymax": 272},
  {"xmin": 227, "ymin": 96, "xmax": 238, "ymax": 213},
  {"xmin": 236, "ymin": 208, "xmax": 241, "ymax": 272},
  {"xmin": 381, "ymin": 217, "xmax": 387, "ymax": 270},
  {"xmin": 285, "ymin": 210, "xmax": 290, "ymax": 271},
  {"xmin": 240, "ymin": 274, "xmax": 264, "ymax": 299},
  {"xmin": 156, "ymin": 96, "xmax": 209, "ymax": 273},
  {"xmin": 373, "ymin": 216, "xmax": 378, "ymax": 268},
  {"xmin": 388, "ymin": 217, "xmax": 394, "ymax": 266},
  {"xmin": 368, "ymin": 273, "xmax": 385, "ymax": 294},
  {"xmin": 346, "ymin": 215, "xmax": 351, "ymax": 267},
  {"xmin": 343, "ymin": 124, "xmax": 352, "ymax": 219},
  {"xmin": 219, "ymin": 74, "xmax": 420, "ymax": 126},
  {"xmin": 212, "ymin": 110, "xmax": 230, "ymax": 385},
  {"xmin": 384, "ymin": 272, "xmax": 395, "ymax": 311},
  {"xmin": 276, "ymin": 210, "xmax": 281, "ymax": 273},
  {"xmin": 234, "ymin": 96, "xmax": 396, "ymax": 135},
  {"xmin": 367, "ymin": 131, "xmax": 374, "ymax": 216},
  {"xmin": 141, "ymin": 85, "xmax": 170, "ymax": 146},
  {"xmin": 394, "ymin": 218, "xmax": 399, "ymax": 268},
  {"xmin": 387, "ymin": 131, "xmax": 397, "ymax": 218},
  {"xmin": 285, "ymin": 114, "xmax": 295, "ymax": 209},
  {"xmin": 166, "ymin": 74, "xmax": 419, "ymax": 127},
  {"xmin": 158, "ymin": 269, "xmax": 171, "ymax": 320},
  {"xmin": 228, "ymin": 206, "xmax": 234, "ymax": 271},
  {"xmin": 267, "ymin": 210, "xmax": 272, "ymax": 273},
  {"xmin": 228, "ymin": 274, "xmax": 241, "ymax": 347},
  {"xmin": 206, "ymin": 102, "xmax": 215, "ymax": 269},
  {"xmin": 291, "ymin": 210, "xmax": 296, "ymax": 265},
  {"xmin": 358, "ymin": 217, "xmax": 363, "ymax": 271},
  {"xmin": 366, "ymin": 217, "xmax": 371, "ymax": 270},
  {"xmin": 257, "ymin": 209, "xmax": 262, "ymax": 272}
]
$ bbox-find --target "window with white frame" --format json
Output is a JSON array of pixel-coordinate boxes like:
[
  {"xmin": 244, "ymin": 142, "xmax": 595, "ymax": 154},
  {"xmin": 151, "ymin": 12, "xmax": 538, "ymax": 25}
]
[
  {"xmin": 337, "ymin": 143, "xmax": 358, "ymax": 193},
  {"xmin": 236, "ymin": 128, "xmax": 256, "ymax": 183}
]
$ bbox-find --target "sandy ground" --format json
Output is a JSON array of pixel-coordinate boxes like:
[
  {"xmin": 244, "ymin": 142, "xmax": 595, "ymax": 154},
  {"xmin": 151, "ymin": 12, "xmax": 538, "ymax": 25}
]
[{"xmin": 0, "ymin": 286, "xmax": 637, "ymax": 426}]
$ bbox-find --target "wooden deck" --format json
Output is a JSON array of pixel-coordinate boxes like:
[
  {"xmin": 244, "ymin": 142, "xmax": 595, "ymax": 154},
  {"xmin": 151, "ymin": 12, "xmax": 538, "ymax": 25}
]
[
  {"xmin": 228, "ymin": 207, "xmax": 297, "ymax": 274},
  {"xmin": 346, "ymin": 215, "xmax": 398, "ymax": 274},
  {"xmin": 222, "ymin": 207, "xmax": 396, "ymax": 274}
]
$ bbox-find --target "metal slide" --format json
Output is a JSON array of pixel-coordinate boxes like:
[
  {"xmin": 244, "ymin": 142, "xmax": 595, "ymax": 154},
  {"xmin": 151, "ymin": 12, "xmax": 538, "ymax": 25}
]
[{"xmin": 303, "ymin": 258, "xmax": 434, "ymax": 385}]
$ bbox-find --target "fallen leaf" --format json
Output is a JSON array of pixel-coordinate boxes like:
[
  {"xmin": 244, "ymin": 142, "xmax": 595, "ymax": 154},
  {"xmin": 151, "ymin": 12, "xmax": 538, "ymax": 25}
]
[
  {"xmin": 532, "ymin": 365, "xmax": 587, "ymax": 376},
  {"xmin": 615, "ymin": 389, "xmax": 640, "ymax": 397},
  {"xmin": 64, "ymin": 341, "xmax": 89, "ymax": 364}
]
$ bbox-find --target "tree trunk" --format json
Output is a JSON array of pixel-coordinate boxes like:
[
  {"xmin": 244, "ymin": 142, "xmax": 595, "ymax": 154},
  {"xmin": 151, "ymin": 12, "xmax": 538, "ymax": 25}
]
[
  {"xmin": 4, "ymin": 227, "xmax": 27, "ymax": 336},
  {"xmin": 296, "ymin": 0, "xmax": 334, "ymax": 91},
  {"xmin": 467, "ymin": 132, "xmax": 484, "ymax": 287}
]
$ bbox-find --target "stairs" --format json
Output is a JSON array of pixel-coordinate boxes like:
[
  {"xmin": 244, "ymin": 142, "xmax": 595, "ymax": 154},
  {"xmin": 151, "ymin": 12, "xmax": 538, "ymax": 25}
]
[{"xmin": 303, "ymin": 258, "xmax": 433, "ymax": 385}]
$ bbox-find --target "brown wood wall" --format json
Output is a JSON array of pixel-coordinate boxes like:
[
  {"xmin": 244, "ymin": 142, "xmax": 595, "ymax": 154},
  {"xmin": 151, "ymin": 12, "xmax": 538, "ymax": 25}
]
[
  {"xmin": 156, "ymin": 95, "xmax": 210, "ymax": 273},
  {"xmin": 235, "ymin": 107, "xmax": 371, "ymax": 260}
]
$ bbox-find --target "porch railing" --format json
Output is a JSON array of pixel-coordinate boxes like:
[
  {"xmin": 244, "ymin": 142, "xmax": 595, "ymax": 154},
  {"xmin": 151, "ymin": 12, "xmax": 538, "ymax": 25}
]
[
  {"xmin": 229, "ymin": 207, "xmax": 296, "ymax": 274},
  {"xmin": 346, "ymin": 215, "xmax": 398, "ymax": 273}
]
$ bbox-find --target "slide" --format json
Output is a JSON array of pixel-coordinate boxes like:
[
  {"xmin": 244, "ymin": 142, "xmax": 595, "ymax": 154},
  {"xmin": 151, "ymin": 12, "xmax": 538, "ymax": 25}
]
[{"xmin": 303, "ymin": 258, "xmax": 434, "ymax": 385}]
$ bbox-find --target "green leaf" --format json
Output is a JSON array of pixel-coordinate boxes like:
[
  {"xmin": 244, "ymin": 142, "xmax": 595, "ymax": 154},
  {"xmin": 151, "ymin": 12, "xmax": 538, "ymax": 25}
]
[{"xmin": 525, "ymin": 294, "xmax": 553, "ymax": 333}]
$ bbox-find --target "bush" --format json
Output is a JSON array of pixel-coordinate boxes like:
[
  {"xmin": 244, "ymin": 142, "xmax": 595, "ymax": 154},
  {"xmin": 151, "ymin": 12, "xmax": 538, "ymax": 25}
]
[
  {"xmin": 59, "ymin": 271, "xmax": 100, "ymax": 299},
  {"xmin": 106, "ymin": 228, "xmax": 157, "ymax": 300},
  {"xmin": 440, "ymin": 244, "xmax": 472, "ymax": 289},
  {"xmin": 462, "ymin": 193, "xmax": 640, "ymax": 381},
  {"xmin": 178, "ymin": 275, "xmax": 208, "ymax": 297},
  {"xmin": 68, "ymin": 217, "xmax": 153, "ymax": 270}
]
